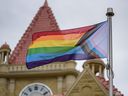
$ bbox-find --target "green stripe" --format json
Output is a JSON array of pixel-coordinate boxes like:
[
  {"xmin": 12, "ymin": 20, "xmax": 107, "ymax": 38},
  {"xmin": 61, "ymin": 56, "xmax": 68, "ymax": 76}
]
[{"xmin": 28, "ymin": 46, "xmax": 75, "ymax": 55}]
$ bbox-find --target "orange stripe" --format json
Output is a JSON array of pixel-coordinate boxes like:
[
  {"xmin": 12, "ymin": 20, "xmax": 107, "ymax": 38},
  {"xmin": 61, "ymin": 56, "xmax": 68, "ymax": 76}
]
[
  {"xmin": 35, "ymin": 33, "xmax": 84, "ymax": 42},
  {"xmin": 30, "ymin": 39, "xmax": 79, "ymax": 48}
]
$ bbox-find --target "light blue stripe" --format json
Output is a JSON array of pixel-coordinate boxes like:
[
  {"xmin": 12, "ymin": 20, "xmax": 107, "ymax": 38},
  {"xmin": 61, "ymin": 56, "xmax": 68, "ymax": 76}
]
[
  {"xmin": 86, "ymin": 21, "xmax": 108, "ymax": 58},
  {"xmin": 27, "ymin": 46, "xmax": 85, "ymax": 62},
  {"xmin": 86, "ymin": 38, "xmax": 106, "ymax": 57},
  {"xmin": 92, "ymin": 48, "xmax": 105, "ymax": 57}
]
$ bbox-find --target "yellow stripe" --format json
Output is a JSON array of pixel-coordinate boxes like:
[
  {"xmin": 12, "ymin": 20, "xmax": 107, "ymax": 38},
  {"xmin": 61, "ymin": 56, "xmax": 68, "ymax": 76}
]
[{"xmin": 29, "ymin": 39, "xmax": 79, "ymax": 48}]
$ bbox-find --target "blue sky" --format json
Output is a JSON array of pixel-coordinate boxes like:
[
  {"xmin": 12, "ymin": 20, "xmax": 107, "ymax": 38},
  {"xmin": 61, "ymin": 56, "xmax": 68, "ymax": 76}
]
[{"xmin": 0, "ymin": 0, "xmax": 128, "ymax": 95}]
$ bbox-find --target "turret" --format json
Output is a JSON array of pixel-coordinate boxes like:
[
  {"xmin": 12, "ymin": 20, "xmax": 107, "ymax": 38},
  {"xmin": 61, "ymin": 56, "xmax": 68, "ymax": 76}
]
[
  {"xmin": 83, "ymin": 59, "xmax": 105, "ymax": 77},
  {"xmin": 0, "ymin": 42, "xmax": 11, "ymax": 64}
]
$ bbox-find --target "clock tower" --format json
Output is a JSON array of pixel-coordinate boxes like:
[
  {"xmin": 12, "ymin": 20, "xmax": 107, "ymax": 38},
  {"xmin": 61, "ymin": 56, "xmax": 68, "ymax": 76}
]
[{"xmin": 0, "ymin": 0, "xmax": 78, "ymax": 96}]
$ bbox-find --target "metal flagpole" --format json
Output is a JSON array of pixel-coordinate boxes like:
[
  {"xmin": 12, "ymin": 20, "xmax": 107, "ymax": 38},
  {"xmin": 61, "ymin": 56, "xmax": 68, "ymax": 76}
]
[{"xmin": 106, "ymin": 8, "xmax": 114, "ymax": 96}]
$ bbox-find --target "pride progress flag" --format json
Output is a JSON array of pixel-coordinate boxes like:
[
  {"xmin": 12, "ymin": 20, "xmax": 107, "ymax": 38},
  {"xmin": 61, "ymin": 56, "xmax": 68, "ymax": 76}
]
[{"xmin": 26, "ymin": 21, "xmax": 108, "ymax": 69}]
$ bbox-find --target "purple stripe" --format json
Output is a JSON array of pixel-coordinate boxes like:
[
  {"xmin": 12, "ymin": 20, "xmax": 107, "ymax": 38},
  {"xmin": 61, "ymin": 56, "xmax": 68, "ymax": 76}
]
[
  {"xmin": 26, "ymin": 54, "xmax": 87, "ymax": 69},
  {"xmin": 26, "ymin": 54, "xmax": 103, "ymax": 69}
]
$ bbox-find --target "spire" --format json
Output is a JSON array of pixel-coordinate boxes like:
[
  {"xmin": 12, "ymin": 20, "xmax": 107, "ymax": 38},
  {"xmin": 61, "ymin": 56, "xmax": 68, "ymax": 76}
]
[
  {"xmin": 9, "ymin": 1, "xmax": 60, "ymax": 64},
  {"xmin": 44, "ymin": 0, "xmax": 48, "ymax": 7}
]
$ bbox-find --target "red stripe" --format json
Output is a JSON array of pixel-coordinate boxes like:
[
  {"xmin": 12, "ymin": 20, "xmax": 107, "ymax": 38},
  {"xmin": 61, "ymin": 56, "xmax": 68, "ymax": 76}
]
[{"xmin": 32, "ymin": 26, "xmax": 95, "ymax": 41}]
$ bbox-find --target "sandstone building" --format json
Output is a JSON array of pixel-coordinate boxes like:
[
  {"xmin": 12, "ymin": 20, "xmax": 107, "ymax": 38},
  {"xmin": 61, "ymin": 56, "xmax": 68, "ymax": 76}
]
[{"xmin": 0, "ymin": 0, "xmax": 123, "ymax": 96}]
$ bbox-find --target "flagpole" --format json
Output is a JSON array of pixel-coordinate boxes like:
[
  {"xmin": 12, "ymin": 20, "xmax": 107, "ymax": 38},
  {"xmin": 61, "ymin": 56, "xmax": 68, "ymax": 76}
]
[{"xmin": 106, "ymin": 8, "xmax": 114, "ymax": 96}]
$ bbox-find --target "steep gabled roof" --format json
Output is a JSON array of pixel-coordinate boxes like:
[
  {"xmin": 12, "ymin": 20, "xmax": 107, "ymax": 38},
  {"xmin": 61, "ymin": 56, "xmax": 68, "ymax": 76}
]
[
  {"xmin": 65, "ymin": 65, "xmax": 108, "ymax": 96},
  {"xmin": 65, "ymin": 64, "xmax": 123, "ymax": 96},
  {"xmin": 9, "ymin": 0, "xmax": 59, "ymax": 64}
]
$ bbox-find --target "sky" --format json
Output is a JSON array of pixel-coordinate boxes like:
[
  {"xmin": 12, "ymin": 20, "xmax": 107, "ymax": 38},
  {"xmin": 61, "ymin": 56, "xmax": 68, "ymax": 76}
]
[{"xmin": 0, "ymin": 0, "xmax": 128, "ymax": 95}]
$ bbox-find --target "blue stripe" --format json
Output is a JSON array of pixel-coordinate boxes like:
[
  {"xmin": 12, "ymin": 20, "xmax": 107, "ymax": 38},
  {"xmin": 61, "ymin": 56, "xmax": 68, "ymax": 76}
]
[{"xmin": 26, "ymin": 46, "xmax": 85, "ymax": 63}]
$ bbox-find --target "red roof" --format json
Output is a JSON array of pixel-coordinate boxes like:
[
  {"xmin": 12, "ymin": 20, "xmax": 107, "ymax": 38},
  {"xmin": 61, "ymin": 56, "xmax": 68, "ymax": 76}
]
[
  {"xmin": 9, "ymin": 0, "xmax": 59, "ymax": 64},
  {"xmin": 97, "ymin": 76, "xmax": 124, "ymax": 96},
  {"xmin": 0, "ymin": 42, "xmax": 10, "ymax": 50}
]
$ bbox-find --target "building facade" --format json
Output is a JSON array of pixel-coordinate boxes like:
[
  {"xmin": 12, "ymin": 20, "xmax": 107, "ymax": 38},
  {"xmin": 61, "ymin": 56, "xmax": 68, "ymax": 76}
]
[{"xmin": 0, "ymin": 0, "xmax": 123, "ymax": 96}]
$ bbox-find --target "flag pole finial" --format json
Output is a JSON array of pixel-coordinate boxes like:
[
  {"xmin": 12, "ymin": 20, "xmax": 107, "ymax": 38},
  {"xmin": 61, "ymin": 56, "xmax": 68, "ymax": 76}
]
[{"xmin": 106, "ymin": 8, "xmax": 114, "ymax": 17}]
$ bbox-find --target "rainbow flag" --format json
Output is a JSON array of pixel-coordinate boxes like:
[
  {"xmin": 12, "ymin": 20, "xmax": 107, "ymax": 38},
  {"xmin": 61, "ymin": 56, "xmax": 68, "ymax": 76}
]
[{"xmin": 26, "ymin": 21, "xmax": 108, "ymax": 69}]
